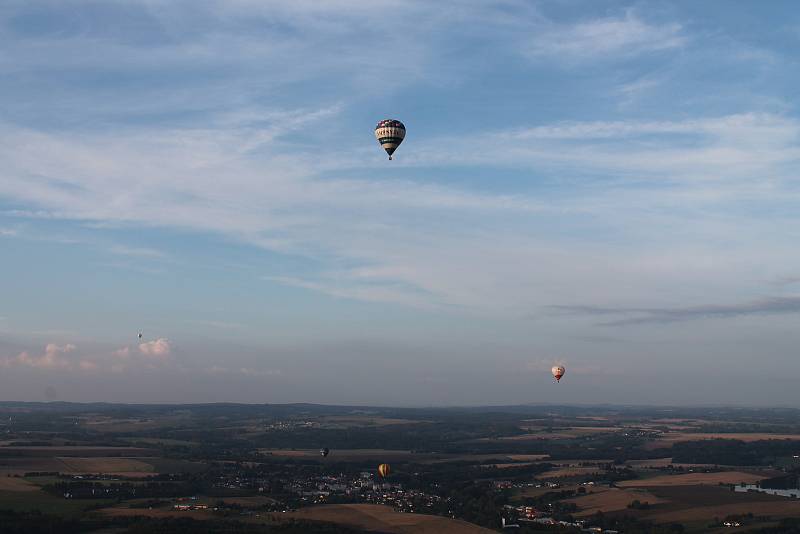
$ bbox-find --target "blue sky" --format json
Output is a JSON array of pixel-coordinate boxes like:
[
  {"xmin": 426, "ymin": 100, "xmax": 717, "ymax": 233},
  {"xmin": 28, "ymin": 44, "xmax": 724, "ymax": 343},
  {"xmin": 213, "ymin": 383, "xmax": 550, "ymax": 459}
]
[{"xmin": 1, "ymin": 1, "xmax": 800, "ymax": 404}]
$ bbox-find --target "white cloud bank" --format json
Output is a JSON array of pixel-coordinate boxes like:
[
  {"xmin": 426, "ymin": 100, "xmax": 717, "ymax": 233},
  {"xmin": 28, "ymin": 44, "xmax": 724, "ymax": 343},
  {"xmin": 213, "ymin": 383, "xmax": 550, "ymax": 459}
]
[
  {"xmin": 138, "ymin": 338, "xmax": 171, "ymax": 359},
  {"xmin": 1, "ymin": 343, "xmax": 76, "ymax": 369},
  {"xmin": 0, "ymin": 339, "xmax": 174, "ymax": 374}
]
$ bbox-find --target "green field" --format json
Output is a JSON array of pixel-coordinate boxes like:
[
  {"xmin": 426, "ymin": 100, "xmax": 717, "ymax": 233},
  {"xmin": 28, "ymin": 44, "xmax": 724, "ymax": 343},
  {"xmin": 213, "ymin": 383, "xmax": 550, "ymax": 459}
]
[{"xmin": 0, "ymin": 489, "xmax": 106, "ymax": 515}]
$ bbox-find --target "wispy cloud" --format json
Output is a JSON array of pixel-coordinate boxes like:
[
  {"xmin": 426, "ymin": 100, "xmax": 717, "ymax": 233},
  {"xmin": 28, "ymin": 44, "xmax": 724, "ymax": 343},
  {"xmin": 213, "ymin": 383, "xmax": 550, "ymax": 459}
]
[
  {"xmin": 552, "ymin": 296, "xmax": 800, "ymax": 326},
  {"xmin": 1, "ymin": 3, "xmax": 800, "ymax": 323},
  {"xmin": 460, "ymin": 113, "xmax": 800, "ymax": 172},
  {"xmin": 525, "ymin": 11, "xmax": 685, "ymax": 62},
  {"xmin": 205, "ymin": 365, "xmax": 281, "ymax": 377},
  {"xmin": 2, "ymin": 112, "xmax": 800, "ymax": 314},
  {"xmin": 109, "ymin": 245, "xmax": 166, "ymax": 258},
  {"xmin": 262, "ymin": 275, "xmax": 436, "ymax": 309},
  {"xmin": 614, "ymin": 71, "xmax": 673, "ymax": 108},
  {"xmin": 526, "ymin": 359, "xmax": 566, "ymax": 373},
  {"xmin": 772, "ymin": 276, "xmax": 800, "ymax": 287},
  {"xmin": 189, "ymin": 320, "xmax": 247, "ymax": 331}
]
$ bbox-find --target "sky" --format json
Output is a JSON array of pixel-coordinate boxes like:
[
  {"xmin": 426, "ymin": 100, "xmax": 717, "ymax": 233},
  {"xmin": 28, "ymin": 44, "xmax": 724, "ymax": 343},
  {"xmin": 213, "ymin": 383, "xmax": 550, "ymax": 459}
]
[{"xmin": 1, "ymin": 0, "xmax": 800, "ymax": 405}]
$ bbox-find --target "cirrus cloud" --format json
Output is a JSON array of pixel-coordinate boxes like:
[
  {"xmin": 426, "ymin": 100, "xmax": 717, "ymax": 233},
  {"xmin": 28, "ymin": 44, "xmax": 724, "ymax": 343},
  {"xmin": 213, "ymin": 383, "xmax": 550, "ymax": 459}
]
[{"xmin": 524, "ymin": 11, "xmax": 685, "ymax": 62}]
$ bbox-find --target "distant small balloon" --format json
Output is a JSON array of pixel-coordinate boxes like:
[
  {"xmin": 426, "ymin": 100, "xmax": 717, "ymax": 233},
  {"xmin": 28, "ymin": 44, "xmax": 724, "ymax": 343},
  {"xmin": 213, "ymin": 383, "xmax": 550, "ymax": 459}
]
[
  {"xmin": 375, "ymin": 119, "xmax": 405, "ymax": 160},
  {"xmin": 552, "ymin": 365, "xmax": 565, "ymax": 383},
  {"xmin": 377, "ymin": 463, "xmax": 391, "ymax": 478}
]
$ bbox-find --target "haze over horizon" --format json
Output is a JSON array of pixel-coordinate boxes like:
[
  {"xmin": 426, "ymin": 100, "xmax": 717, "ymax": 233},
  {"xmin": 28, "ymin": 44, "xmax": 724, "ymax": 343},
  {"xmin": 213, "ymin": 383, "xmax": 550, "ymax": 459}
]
[{"xmin": 2, "ymin": 1, "xmax": 800, "ymax": 406}]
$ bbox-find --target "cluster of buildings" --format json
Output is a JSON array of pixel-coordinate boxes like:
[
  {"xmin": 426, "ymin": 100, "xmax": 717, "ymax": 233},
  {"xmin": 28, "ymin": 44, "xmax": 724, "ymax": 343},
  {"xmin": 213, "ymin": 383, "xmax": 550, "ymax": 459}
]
[
  {"xmin": 501, "ymin": 514, "xmax": 619, "ymax": 534},
  {"xmin": 288, "ymin": 471, "xmax": 444, "ymax": 512},
  {"xmin": 494, "ymin": 480, "xmax": 562, "ymax": 490},
  {"xmin": 211, "ymin": 469, "xmax": 444, "ymax": 514},
  {"xmin": 501, "ymin": 503, "xmax": 576, "ymax": 526},
  {"xmin": 263, "ymin": 420, "xmax": 317, "ymax": 431},
  {"xmin": 173, "ymin": 502, "xmax": 209, "ymax": 511}
]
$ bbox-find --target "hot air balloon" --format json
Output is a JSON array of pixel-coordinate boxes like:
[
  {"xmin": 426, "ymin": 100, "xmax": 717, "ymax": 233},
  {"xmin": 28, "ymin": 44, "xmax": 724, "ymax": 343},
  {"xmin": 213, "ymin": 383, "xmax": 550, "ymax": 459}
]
[
  {"xmin": 377, "ymin": 463, "xmax": 391, "ymax": 478},
  {"xmin": 375, "ymin": 119, "xmax": 405, "ymax": 160},
  {"xmin": 552, "ymin": 365, "xmax": 565, "ymax": 383},
  {"xmin": 320, "ymin": 448, "xmax": 330, "ymax": 458}
]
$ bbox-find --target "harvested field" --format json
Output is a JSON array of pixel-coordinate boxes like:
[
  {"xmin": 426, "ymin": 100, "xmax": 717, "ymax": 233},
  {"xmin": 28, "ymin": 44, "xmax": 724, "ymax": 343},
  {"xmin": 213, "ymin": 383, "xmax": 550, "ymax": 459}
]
[
  {"xmin": 478, "ymin": 433, "xmax": 571, "ymax": 441},
  {"xmin": 640, "ymin": 423, "xmax": 697, "ymax": 431},
  {"xmin": 540, "ymin": 466, "xmax": 603, "ymax": 478},
  {"xmin": 83, "ymin": 415, "xmax": 193, "ymax": 432},
  {"xmin": 285, "ymin": 504, "xmax": 495, "ymax": 533},
  {"xmin": 317, "ymin": 415, "xmax": 428, "ymax": 427},
  {"xmin": 0, "ymin": 457, "xmax": 71, "ymax": 473},
  {"xmin": 651, "ymin": 419, "xmax": 704, "ymax": 424},
  {"xmin": 102, "ymin": 506, "xmax": 215, "ymax": 520},
  {"xmin": 145, "ymin": 458, "xmax": 208, "ymax": 474},
  {"xmin": 565, "ymin": 487, "xmax": 666, "ymax": 516},
  {"xmin": 618, "ymin": 471, "xmax": 770, "ymax": 487},
  {"xmin": 515, "ymin": 485, "xmax": 585, "ymax": 500},
  {"xmin": 0, "ymin": 489, "xmax": 106, "ymax": 514},
  {"xmin": 647, "ymin": 485, "xmax": 785, "ymax": 507},
  {"xmin": 498, "ymin": 427, "xmax": 617, "ymax": 441},
  {"xmin": 258, "ymin": 449, "xmax": 313, "ymax": 458},
  {"xmin": 221, "ymin": 496, "xmax": 279, "ymax": 507},
  {"xmin": 552, "ymin": 426, "xmax": 617, "ymax": 434},
  {"xmin": 119, "ymin": 437, "xmax": 200, "ymax": 447},
  {"xmin": 627, "ymin": 457, "xmax": 674, "ymax": 468},
  {"xmin": 506, "ymin": 454, "xmax": 550, "ymax": 461},
  {"xmin": 637, "ymin": 485, "xmax": 800, "ymax": 524},
  {"xmin": 625, "ymin": 457, "xmax": 720, "ymax": 469},
  {"xmin": 0, "ymin": 455, "xmax": 197, "ymax": 476},
  {"xmin": 542, "ymin": 459, "xmax": 612, "ymax": 465},
  {"xmin": 659, "ymin": 432, "xmax": 800, "ymax": 441},
  {"xmin": 55, "ymin": 457, "xmax": 155, "ymax": 475},
  {"xmin": 260, "ymin": 449, "xmax": 413, "ymax": 460},
  {"xmin": 0, "ymin": 446, "xmax": 154, "ymax": 457},
  {"xmin": 0, "ymin": 476, "xmax": 40, "ymax": 492},
  {"xmin": 648, "ymin": 501, "xmax": 800, "ymax": 523},
  {"xmin": 645, "ymin": 432, "xmax": 800, "ymax": 449},
  {"xmin": 418, "ymin": 453, "xmax": 547, "ymax": 465}
]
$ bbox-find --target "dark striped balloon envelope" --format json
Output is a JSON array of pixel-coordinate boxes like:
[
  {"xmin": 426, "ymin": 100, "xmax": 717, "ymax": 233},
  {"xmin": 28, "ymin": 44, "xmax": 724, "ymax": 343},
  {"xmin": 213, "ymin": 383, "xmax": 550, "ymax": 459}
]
[
  {"xmin": 377, "ymin": 463, "xmax": 391, "ymax": 478},
  {"xmin": 375, "ymin": 119, "xmax": 406, "ymax": 160}
]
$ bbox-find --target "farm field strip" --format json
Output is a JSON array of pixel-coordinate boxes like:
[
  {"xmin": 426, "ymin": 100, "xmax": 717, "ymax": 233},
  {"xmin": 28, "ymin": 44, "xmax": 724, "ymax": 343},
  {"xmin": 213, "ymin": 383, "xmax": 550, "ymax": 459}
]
[
  {"xmin": 618, "ymin": 472, "xmax": 770, "ymax": 487},
  {"xmin": 258, "ymin": 448, "xmax": 414, "ymax": 458},
  {"xmin": 565, "ymin": 487, "xmax": 667, "ymax": 516},
  {"xmin": 284, "ymin": 503, "xmax": 496, "ymax": 533},
  {"xmin": 646, "ymin": 501, "xmax": 800, "ymax": 523}
]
